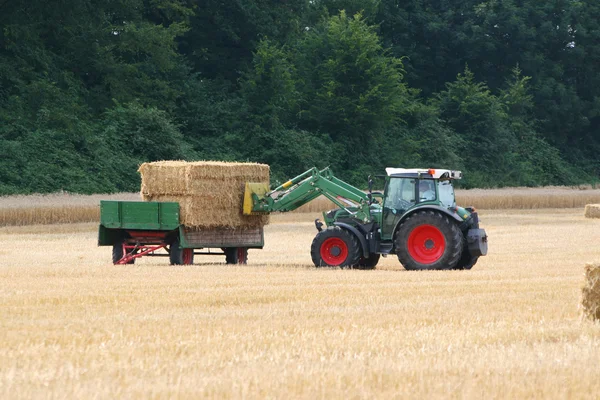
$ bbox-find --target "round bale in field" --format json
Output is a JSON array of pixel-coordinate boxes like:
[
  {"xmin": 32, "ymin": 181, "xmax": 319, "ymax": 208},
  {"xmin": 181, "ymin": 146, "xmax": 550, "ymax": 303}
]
[
  {"xmin": 584, "ymin": 204, "xmax": 600, "ymax": 218},
  {"xmin": 581, "ymin": 262, "xmax": 600, "ymax": 321}
]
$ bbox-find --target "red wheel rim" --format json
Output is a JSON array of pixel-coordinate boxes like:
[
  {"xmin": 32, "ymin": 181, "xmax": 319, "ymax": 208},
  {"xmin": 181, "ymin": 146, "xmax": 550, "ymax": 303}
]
[
  {"xmin": 407, "ymin": 224, "xmax": 445, "ymax": 264},
  {"xmin": 320, "ymin": 237, "xmax": 348, "ymax": 266},
  {"xmin": 182, "ymin": 248, "xmax": 193, "ymax": 265}
]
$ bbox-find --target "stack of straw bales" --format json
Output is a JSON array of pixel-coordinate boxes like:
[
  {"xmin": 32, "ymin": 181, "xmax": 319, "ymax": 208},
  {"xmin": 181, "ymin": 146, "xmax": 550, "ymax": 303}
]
[
  {"xmin": 584, "ymin": 204, "xmax": 600, "ymax": 218},
  {"xmin": 581, "ymin": 262, "xmax": 600, "ymax": 321},
  {"xmin": 139, "ymin": 161, "xmax": 270, "ymax": 229}
]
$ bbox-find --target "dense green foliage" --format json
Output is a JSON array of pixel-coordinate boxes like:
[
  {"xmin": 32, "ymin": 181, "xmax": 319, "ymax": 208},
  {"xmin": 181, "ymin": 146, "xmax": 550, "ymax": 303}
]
[{"xmin": 1, "ymin": 0, "xmax": 598, "ymax": 193}]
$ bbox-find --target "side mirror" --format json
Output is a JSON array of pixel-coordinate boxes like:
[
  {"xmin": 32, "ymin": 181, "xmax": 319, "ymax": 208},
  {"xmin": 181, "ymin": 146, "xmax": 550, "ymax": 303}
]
[{"xmin": 368, "ymin": 175, "xmax": 373, "ymax": 193}]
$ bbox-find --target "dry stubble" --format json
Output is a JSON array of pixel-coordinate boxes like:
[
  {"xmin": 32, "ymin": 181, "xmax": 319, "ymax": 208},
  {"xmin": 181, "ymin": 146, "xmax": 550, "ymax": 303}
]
[{"xmin": 1, "ymin": 209, "xmax": 600, "ymax": 399}]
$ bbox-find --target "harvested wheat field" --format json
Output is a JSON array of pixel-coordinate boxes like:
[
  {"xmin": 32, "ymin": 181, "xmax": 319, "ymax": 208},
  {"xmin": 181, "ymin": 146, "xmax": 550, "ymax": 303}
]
[{"xmin": 1, "ymin": 208, "xmax": 600, "ymax": 399}]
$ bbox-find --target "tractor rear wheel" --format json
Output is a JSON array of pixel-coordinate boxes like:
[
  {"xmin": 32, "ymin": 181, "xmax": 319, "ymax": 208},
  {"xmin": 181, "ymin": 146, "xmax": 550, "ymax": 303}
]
[
  {"xmin": 357, "ymin": 253, "xmax": 380, "ymax": 270},
  {"xmin": 170, "ymin": 239, "xmax": 194, "ymax": 265},
  {"xmin": 310, "ymin": 227, "xmax": 361, "ymax": 268},
  {"xmin": 453, "ymin": 243, "xmax": 479, "ymax": 270},
  {"xmin": 112, "ymin": 240, "xmax": 135, "ymax": 264},
  {"xmin": 225, "ymin": 247, "xmax": 248, "ymax": 264},
  {"xmin": 395, "ymin": 211, "xmax": 463, "ymax": 271}
]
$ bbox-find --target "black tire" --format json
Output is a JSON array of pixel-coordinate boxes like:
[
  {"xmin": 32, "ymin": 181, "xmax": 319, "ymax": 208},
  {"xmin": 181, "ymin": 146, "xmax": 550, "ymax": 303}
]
[
  {"xmin": 453, "ymin": 243, "xmax": 479, "ymax": 270},
  {"xmin": 310, "ymin": 226, "xmax": 361, "ymax": 268},
  {"xmin": 395, "ymin": 211, "xmax": 463, "ymax": 271},
  {"xmin": 225, "ymin": 248, "xmax": 248, "ymax": 264},
  {"xmin": 170, "ymin": 239, "xmax": 194, "ymax": 265},
  {"xmin": 357, "ymin": 253, "xmax": 380, "ymax": 270},
  {"xmin": 112, "ymin": 240, "xmax": 135, "ymax": 265}
]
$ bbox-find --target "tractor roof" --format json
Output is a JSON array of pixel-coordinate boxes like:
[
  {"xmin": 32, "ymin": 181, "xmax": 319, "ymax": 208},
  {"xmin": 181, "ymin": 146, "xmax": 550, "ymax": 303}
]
[{"xmin": 385, "ymin": 168, "xmax": 462, "ymax": 180}]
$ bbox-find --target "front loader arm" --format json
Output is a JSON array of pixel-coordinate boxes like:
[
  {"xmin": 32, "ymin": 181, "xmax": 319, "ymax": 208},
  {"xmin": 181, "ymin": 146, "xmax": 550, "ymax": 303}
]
[{"xmin": 244, "ymin": 167, "xmax": 373, "ymax": 223}]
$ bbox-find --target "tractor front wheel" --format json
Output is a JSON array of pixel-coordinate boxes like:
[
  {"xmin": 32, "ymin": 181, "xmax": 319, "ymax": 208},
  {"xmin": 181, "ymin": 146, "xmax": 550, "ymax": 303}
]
[
  {"xmin": 395, "ymin": 211, "xmax": 463, "ymax": 271},
  {"xmin": 170, "ymin": 239, "xmax": 194, "ymax": 265},
  {"xmin": 310, "ymin": 227, "xmax": 361, "ymax": 268}
]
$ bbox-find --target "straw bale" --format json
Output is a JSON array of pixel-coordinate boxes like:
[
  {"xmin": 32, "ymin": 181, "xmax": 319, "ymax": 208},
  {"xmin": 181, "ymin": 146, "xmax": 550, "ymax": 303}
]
[
  {"xmin": 139, "ymin": 161, "xmax": 190, "ymax": 195},
  {"xmin": 138, "ymin": 161, "xmax": 270, "ymax": 229},
  {"xmin": 186, "ymin": 161, "xmax": 269, "ymax": 180},
  {"xmin": 584, "ymin": 204, "xmax": 600, "ymax": 219},
  {"xmin": 581, "ymin": 262, "xmax": 600, "ymax": 321},
  {"xmin": 146, "ymin": 194, "xmax": 269, "ymax": 229}
]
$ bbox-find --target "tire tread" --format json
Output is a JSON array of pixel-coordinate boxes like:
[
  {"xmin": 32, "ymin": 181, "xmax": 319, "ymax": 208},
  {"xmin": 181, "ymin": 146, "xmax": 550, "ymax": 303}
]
[
  {"xmin": 395, "ymin": 211, "xmax": 463, "ymax": 270},
  {"xmin": 310, "ymin": 226, "xmax": 361, "ymax": 268}
]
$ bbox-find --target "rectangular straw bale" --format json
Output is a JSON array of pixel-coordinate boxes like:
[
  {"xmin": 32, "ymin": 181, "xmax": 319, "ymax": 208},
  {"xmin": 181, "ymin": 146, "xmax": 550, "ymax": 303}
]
[
  {"xmin": 138, "ymin": 161, "xmax": 270, "ymax": 229},
  {"xmin": 138, "ymin": 161, "xmax": 190, "ymax": 195},
  {"xmin": 181, "ymin": 196, "xmax": 269, "ymax": 228},
  {"xmin": 584, "ymin": 204, "xmax": 600, "ymax": 218},
  {"xmin": 581, "ymin": 262, "xmax": 600, "ymax": 321},
  {"xmin": 147, "ymin": 194, "xmax": 269, "ymax": 229},
  {"xmin": 186, "ymin": 162, "xmax": 270, "ymax": 194}
]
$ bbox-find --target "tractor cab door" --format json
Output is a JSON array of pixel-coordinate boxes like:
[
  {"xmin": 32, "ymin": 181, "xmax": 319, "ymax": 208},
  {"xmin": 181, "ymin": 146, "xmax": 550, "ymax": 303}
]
[{"xmin": 381, "ymin": 177, "xmax": 416, "ymax": 240}]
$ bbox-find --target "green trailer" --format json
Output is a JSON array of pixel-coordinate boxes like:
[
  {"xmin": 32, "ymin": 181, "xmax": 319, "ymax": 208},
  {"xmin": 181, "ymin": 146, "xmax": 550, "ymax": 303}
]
[{"xmin": 98, "ymin": 200, "xmax": 264, "ymax": 265}]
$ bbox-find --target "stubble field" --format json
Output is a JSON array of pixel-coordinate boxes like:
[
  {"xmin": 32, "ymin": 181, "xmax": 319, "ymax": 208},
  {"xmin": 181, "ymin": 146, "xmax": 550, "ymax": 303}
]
[{"xmin": 1, "ymin": 205, "xmax": 600, "ymax": 399}]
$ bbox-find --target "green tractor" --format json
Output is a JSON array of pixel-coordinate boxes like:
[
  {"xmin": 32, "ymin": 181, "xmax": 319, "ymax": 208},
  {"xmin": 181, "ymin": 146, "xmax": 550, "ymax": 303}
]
[{"xmin": 244, "ymin": 167, "xmax": 487, "ymax": 270}]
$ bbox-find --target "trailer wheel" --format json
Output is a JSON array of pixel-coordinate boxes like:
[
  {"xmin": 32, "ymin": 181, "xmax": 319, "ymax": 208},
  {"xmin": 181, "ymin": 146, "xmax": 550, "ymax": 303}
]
[
  {"xmin": 357, "ymin": 253, "xmax": 380, "ymax": 270},
  {"xmin": 310, "ymin": 226, "xmax": 361, "ymax": 268},
  {"xmin": 395, "ymin": 211, "xmax": 463, "ymax": 270},
  {"xmin": 112, "ymin": 240, "xmax": 135, "ymax": 265},
  {"xmin": 170, "ymin": 239, "xmax": 194, "ymax": 265},
  {"xmin": 225, "ymin": 248, "xmax": 248, "ymax": 264}
]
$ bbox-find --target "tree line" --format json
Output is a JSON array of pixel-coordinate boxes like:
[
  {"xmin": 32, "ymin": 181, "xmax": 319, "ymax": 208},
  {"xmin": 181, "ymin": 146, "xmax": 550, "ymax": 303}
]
[{"xmin": 1, "ymin": 0, "xmax": 598, "ymax": 194}]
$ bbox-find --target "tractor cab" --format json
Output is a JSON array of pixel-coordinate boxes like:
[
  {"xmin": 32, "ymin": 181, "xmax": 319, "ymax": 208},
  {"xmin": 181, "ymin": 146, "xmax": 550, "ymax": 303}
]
[
  {"xmin": 383, "ymin": 168, "xmax": 462, "ymax": 206},
  {"xmin": 379, "ymin": 168, "xmax": 466, "ymax": 241}
]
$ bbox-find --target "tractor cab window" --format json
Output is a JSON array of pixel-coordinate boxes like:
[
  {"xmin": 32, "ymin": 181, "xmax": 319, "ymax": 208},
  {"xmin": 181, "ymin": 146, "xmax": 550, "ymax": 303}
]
[
  {"xmin": 385, "ymin": 177, "xmax": 416, "ymax": 212},
  {"xmin": 418, "ymin": 179, "xmax": 436, "ymax": 202},
  {"xmin": 437, "ymin": 180, "xmax": 456, "ymax": 208},
  {"xmin": 382, "ymin": 177, "xmax": 416, "ymax": 239}
]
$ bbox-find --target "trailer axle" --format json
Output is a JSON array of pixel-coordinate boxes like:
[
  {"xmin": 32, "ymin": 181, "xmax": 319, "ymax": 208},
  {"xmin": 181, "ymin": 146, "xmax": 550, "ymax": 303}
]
[{"xmin": 116, "ymin": 243, "xmax": 167, "ymax": 264}]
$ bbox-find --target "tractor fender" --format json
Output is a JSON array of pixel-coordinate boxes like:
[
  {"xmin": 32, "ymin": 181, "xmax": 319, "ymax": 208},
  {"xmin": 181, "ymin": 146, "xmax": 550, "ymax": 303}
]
[
  {"xmin": 333, "ymin": 222, "xmax": 370, "ymax": 258},
  {"xmin": 392, "ymin": 205, "xmax": 464, "ymax": 240}
]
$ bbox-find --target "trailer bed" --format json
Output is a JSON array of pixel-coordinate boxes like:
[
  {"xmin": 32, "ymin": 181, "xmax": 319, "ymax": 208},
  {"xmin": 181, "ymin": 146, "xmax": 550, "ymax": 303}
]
[{"xmin": 98, "ymin": 200, "xmax": 264, "ymax": 265}]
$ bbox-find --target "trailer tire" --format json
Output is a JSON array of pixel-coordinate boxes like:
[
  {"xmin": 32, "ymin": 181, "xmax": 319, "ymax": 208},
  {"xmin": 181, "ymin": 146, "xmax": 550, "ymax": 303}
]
[
  {"xmin": 311, "ymin": 226, "xmax": 361, "ymax": 268},
  {"xmin": 225, "ymin": 248, "xmax": 248, "ymax": 264},
  {"xmin": 395, "ymin": 211, "xmax": 463, "ymax": 270},
  {"xmin": 112, "ymin": 240, "xmax": 135, "ymax": 265},
  {"xmin": 170, "ymin": 239, "xmax": 194, "ymax": 265}
]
